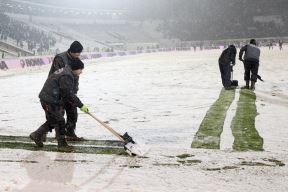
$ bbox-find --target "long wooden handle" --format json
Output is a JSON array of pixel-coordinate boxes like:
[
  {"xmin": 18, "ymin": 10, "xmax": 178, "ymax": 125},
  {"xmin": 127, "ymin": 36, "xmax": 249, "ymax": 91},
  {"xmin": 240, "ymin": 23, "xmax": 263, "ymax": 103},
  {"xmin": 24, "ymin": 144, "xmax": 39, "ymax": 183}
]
[{"xmin": 87, "ymin": 112, "xmax": 124, "ymax": 141}]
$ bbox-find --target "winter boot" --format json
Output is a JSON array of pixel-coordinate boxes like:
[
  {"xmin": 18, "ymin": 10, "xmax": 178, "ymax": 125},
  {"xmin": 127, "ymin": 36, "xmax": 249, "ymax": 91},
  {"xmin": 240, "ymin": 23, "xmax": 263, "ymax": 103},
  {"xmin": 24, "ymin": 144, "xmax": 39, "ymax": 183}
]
[
  {"xmin": 55, "ymin": 127, "xmax": 74, "ymax": 152},
  {"xmin": 251, "ymin": 81, "xmax": 256, "ymax": 90},
  {"xmin": 41, "ymin": 133, "xmax": 47, "ymax": 142},
  {"xmin": 241, "ymin": 81, "xmax": 250, "ymax": 89},
  {"xmin": 29, "ymin": 124, "xmax": 49, "ymax": 147},
  {"xmin": 65, "ymin": 128, "xmax": 86, "ymax": 141},
  {"xmin": 224, "ymin": 86, "xmax": 235, "ymax": 90},
  {"xmin": 57, "ymin": 137, "xmax": 74, "ymax": 152}
]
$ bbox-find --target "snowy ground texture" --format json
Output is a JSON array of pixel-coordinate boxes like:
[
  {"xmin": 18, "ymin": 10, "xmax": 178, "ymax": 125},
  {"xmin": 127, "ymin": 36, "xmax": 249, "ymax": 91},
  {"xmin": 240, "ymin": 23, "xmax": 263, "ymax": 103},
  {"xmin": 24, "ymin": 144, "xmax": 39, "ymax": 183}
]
[{"xmin": 0, "ymin": 47, "xmax": 288, "ymax": 192}]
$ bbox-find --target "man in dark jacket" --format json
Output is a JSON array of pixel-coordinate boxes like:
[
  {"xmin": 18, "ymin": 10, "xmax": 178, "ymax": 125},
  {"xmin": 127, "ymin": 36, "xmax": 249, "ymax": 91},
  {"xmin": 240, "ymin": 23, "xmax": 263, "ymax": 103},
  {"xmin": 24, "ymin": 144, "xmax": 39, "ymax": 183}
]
[
  {"xmin": 218, "ymin": 45, "xmax": 237, "ymax": 90},
  {"xmin": 30, "ymin": 59, "xmax": 89, "ymax": 152},
  {"xmin": 239, "ymin": 39, "xmax": 261, "ymax": 90},
  {"xmin": 48, "ymin": 41, "xmax": 85, "ymax": 141}
]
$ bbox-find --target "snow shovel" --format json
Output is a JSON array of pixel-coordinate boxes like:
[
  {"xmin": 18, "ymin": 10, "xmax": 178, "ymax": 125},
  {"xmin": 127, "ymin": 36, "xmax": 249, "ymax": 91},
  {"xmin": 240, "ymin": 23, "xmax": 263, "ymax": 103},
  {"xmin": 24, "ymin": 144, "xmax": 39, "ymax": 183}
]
[
  {"xmin": 231, "ymin": 65, "xmax": 238, "ymax": 86},
  {"xmin": 257, "ymin": 75, "xmax": 264, "ymax": 82},
  {"xmin": 87, "ymin": 112, "xmax": 145, "ymax": 156}
]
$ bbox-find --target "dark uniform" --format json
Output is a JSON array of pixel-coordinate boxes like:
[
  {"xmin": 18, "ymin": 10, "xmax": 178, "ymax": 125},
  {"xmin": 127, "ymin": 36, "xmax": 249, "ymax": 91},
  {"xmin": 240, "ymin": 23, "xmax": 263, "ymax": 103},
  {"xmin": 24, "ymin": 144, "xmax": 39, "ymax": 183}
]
[
  {"xmin": 279, "ymin": 40, "xmax": 283, "ymax": 51},
  {"xmin": 49, "ymin": 51, "xmax": 80, "ymax": 138},
  {"xmin": 218, "ymin": 45, "xmax": 237, "ymax": 88},
  {"xmin": 31, "ymin": 64, "xmax": 84, "ymax": 149},
  {"xmin": 239, "ymin": 41, "xmax": 260, "ymax": 89}
]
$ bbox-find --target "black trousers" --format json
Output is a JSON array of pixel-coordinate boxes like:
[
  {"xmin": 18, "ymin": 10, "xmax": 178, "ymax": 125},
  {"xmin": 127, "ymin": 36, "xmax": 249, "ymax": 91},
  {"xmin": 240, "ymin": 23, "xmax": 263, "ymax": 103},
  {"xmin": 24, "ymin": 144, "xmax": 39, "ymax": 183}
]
[
  {"xmin": 219, "ymin": 62, "xmax": 231, "ymax": 88},
  {"xmin": 64, "ymin": 102, "xmax": 78, "ymax": 135},
  {"xmin": 244, "ymin": 60, "xmax": 259, "ymax": 82},
  {"xmin": 40, "ymin": 101, "xmax": 66, "ymax": 138}
]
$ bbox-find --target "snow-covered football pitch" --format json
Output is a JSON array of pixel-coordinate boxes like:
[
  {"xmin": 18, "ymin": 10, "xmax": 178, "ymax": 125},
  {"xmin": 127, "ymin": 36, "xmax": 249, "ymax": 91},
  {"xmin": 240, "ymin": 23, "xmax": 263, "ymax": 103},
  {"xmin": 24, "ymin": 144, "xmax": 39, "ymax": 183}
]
[{"xmin": 0, "ymin": 47, "xmax": 288, "ymax": 192}]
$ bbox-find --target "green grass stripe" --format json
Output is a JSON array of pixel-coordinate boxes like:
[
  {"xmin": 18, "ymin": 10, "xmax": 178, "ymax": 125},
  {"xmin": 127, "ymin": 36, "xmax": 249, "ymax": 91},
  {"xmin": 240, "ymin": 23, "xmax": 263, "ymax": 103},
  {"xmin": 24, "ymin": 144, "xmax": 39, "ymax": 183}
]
[
  {"xmin": 0, "ymin": 141, "xmax": 127, "ymax": 155},
  {"xmin": 0, "ymin": 135, "xmax": 123, "ymax": 147},
  {"xmin": 231, "ymin": 89, "xmax": 263, "ymax": 151},
  {"xmin": 191, "ymin": 88, "xmax": 236, "ymax": 149}
]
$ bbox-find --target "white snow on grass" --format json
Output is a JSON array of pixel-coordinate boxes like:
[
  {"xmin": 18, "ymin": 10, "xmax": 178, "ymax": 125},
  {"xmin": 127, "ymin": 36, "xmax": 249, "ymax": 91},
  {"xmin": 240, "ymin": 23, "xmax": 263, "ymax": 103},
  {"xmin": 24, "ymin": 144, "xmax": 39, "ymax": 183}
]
[{"xmin": 220, "ymin": 89, "xmax": 239, "ymax": 151}]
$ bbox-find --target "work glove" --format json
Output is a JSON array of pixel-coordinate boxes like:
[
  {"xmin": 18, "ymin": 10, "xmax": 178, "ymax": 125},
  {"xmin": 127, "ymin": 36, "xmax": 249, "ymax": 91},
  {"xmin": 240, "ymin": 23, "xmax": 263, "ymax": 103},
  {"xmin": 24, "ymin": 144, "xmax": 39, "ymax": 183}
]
[
  {"xmin": 239, "ymin": 58, "xmax": 244, "ymax": 62},
  {"xmin": 80, "ymin": 105, "xmax": 89, "ymax": 113}
]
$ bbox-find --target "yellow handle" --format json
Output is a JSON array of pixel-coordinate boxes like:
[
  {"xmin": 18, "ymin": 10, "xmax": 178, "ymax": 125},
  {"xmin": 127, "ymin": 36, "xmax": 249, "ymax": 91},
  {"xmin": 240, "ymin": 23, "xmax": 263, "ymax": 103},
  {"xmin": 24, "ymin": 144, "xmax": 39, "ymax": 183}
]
[{"xmin": 87, "ymin": 112, "xmax": 124, "ymax": 142}]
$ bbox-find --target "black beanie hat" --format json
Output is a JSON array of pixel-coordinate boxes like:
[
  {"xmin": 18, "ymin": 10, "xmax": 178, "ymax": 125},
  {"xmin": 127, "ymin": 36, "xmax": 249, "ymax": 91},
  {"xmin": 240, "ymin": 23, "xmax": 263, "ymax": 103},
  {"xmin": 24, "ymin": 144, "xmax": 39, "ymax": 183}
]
[
  {"xmin": 70, "ymin": 59, "xmax": 84, "ymax": 70},
  {"xmin": 69, "ymin": 41, "xmax": 83, "ymax": 53},
  {"xmin": 229, "ymin": 44, "xmax": 236, "ymax": 53},
  {"xmin": 250, "ymin": 39, "xmax": 256, "ymax": 45}
]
